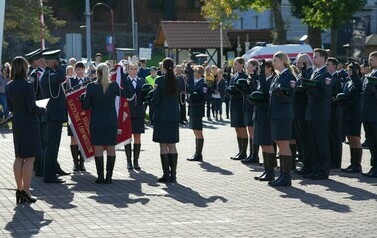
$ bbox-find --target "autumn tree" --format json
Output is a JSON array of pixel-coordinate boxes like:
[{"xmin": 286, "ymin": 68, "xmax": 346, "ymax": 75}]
[{"xmin": 201, "ymin": 0, "xmax": 287, "ymax": 44}]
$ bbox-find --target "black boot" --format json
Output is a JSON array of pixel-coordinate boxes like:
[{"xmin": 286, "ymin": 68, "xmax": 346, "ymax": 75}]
[
  {"xmin": 230, "ymin": 137, "xmax": 242, "ymax": 160},
  {"xmin": 133, "ymin": 144, "xmax": 141, "ymax": 170},
  {"xmin": 105, "ymin": 155, "xmax": 116, "ymax": 183},
  {"xmin": 242, "ymin": 139, "xmax": 259, "ymax": 163},
  {"xmin": 158, "ymin": 154, "xmax": 171, "ymax": 183},
  {"xmin": 169, "ymin": 153, "xmax": 178, "ymax": 183},
  {"xmin": 345, "ymin": 148, "xmax": 362, "ymax": 173},
  {"xmin": 254, "ymin": 152, "xmax": 267, "ymax": 180},
  {"xmin": 79, "ymin": 151, "xmax": 86, "ymax": 171},
  {"xmin": 94, "ymin": 156, "xmax": 105, "ymax": 184},
  {"xmin": 290, "ymin": 143, "xmax": 297, "ymax": 171},
  {"xmin": 70, "ymin": 145, "xmax": 80, "ymax": 171},
  {"xmin": 55, "ymin": 162, "xmax": 70, "ymax": 176},
  {"xmin": 125, "ymin": 144, "xmax": 133, "ymax": 170},
  {"xmin": 187, "ymin": 139, "xmax": 198, "ymax": 160},
  {"xmin": 258, "ymin": 153, "xmax": 276, "ymax": 181},
  {"xmin": 188, "ymin": 138, "xmax": 203, "ymax": 161},
  {"xmin": 232, "ymin": 138, "xmax": 247, "ymax": 160},
  {"xmin": 269, "ymin": 155, "xmax": 292, "ymax": 187},
  {"xmin": 342, "ymin": 147, "xmax": 356, "ymax": 172}
]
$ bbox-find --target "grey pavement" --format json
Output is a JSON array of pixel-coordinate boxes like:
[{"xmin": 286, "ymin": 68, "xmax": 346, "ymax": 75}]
[{"xmin": 0, "ymin": 118, "xmax": 376, "ymax": 237}]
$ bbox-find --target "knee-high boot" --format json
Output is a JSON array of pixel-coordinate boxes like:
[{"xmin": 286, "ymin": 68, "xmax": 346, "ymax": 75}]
[
  {"xmin": 94, "ymin": 156, "xmax": 104, "ymax": 184},
  {"xmin": 230, "ymin": 137, "xmax": 242, "ymax": 160},
  {"xmin": 187, "ymin": 138, "xmax": 198, "ymax": 160},
  {"xmin": 133, "ymin": 144, "xmax": 141, "ymax": 170},
  {"xmin": 188, "ymin": 139, "xmax": 203, "ymax": 161},
  {"xmin": 344, "ymin": 148, "xmax": 362, "ymax": 173},
  {"xmin": 70, "ymin": 145, "xmax": 80, "ymax": 171},
  {"xmin": 269, "ymin": 155, "xmax": 292, "ymax": 187},
  {"xmin": 124, "ymin": 144, "xmax": 133, "ymax": 170},
  {"xmin": 257, "ymin": 152, "xmax": 276, "ymax": 181},
  {"xmin": 232, "ymin": 138, "xmax": 247, "ymax": 160},
  {"xmin": 106, "ymin": 155, "xmax": 116, "ymax": 183},
  {"xmin": 158, "ymin": 154, "xmax": 170, "ymax": 183},
  {"xmin": 169, "ymin": 153, "xmax": 178, "ymax": 183},
  {"xmin": 290, "ymin": 143, "xmax": 297, "ymax": 171}
]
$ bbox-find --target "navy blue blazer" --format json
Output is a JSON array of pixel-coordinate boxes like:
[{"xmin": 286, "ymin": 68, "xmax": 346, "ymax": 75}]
[
  {"xmin": 253, "ymin": 75, "xmax": 273, "ymax": 122},
  {"xmin": 361, "ymin": 70, "xmax": 377, "ymax": 123},
  {"xmin": 293, "ymin": 67, "xmax": 313, "ymax": 120},
  {"xmin": 82, "ymin": 81, "xmax": 133, "ymax": 129},
  {"xmin": 305, "ymin": 66, "xmax": 333, "ymax": 121},
  {"xmin": 269, "ymin": 69, "xmax": 295, "ymax": 120},
  {"xmin": 243, "ymin": 74, "xmax": 258, "ymax": 112},
  {"xmin": 27, "ymin": 67, "xmax": 44, "ymax": 100},
  {"xmin": 40, "ymin": 66, "xmax": 67, "ymax": 122},
  {"xmin": 122, "ymin": 76, "xmax": 146, "ymax": 119},
  {"xmin": 342, "ymin": 73, "xmax": 362, "ymax": 122},
  {"xmin": 230, "ymin": 71, "xmax": 248, "ymax": 110},
  {"xmin": 152, "ymin": 76, "xmax": 180, "ymax": 122},
  {"xmin": 187, "ymin": 78, "xmax": 208, "ymax": 118}
]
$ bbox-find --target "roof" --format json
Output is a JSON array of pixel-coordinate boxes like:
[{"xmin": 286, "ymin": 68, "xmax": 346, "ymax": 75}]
[
  {"xmin": 366, "ymin": 34, "xmax": 377, "ymax": 46},
  {"xmin": 155, "ymin": 21, "xmax": 232, "ymax": 49}
]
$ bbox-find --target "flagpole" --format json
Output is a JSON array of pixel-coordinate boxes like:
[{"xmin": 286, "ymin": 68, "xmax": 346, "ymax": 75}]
[{"xmin": 40, "ymin": 0, "xmax": 45, "ymax": 50}]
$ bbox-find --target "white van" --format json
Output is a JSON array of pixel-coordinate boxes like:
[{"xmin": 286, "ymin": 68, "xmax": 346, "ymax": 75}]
[{"xmin": 242, "ymin": 44, "xmax": 313, "ymax": 61}]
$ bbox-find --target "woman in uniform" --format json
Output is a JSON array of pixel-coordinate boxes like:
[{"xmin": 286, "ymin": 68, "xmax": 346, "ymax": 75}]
[
  {"xmin": 253, "ymin": 59, "xmax": 277, "ymax": 181},
  {"xmin": 229, "ymin": 57, "xmax": 248, "ymax": 160},
  {"xmin": 340, "ymin": 63, "xmax": 363, "ymax": 173},
  {"xmin": 269, "ymin": 51, "xmax": 295, "ymax": 186},
  {"xmin": 6, "ymin": 56, "xmax": 46, "ymax": 203},
  {"xmin": 152, "ymin": 58, "xmax": 180, "ymax": 183},
  {"xmin": 82, "ymin": 63, "xmax": 132, "ymax": 184}
]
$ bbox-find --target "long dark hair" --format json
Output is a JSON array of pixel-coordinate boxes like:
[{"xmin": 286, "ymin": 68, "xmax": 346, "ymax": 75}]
[
  {"xmin": 10, "ymin": 56, "xmax": 28, "ymax": 80},
  {"xmin": 163, "ymin": 57, "xmax": 177, "ymax": 95}
]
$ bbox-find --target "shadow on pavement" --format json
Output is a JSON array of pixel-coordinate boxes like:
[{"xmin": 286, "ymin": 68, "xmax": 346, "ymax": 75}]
[
  {"xmin": 163, "ymin": 183, "xmax": 228, "ymax": 207},
  {"xmin": 5, "ymin": 205, "xmax": 52, "ymax": 238},
  {"xmin": 0, "ymin": 125, "xmax": 12, "ymax": 135},
  {"xmin": 200, "ymin": 161, "xmax": 234, "ymax": 175},
  {"xmin": 129, "ymin": 169, "xmax": 160, "ymax": 187},
  {"xmin": 333, "ymin": 170, "xmax": 377, "ymax": 185},
  {"xmin": 275, "ymin": 186, "xmax": 351, "ymax": 213}
]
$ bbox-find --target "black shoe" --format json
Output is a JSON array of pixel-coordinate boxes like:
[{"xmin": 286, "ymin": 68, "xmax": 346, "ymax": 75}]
[
  {"xmin": 187, "ymin": 154, "xmax": 203, "ymax": 162},
  {"xmin": 362, "ymin": 167, "xmax": 377, "ymax": 177},
  {"xmin": 344, "ymin": 164, "xmax": 362, "ymax": 173},
  {"xmin": 305, "ymin": 172, "xmax": 328, "ymax": 180},
  {"xmin": 79, "ymin": 156, "xmax": 86, "ymax": 172},
  {"xmin": 134, "ymin": 159, "xmax": 141, "ymax": 170},
  {"xmin": 242, "ymin": 154, "xmax": 259, "ymax": 164},
  {"xmin": 20, "ymin": 190, "xmax": 37, "ymax": 203},
  {"xmin": 127, "ymin": 159, "xmax": 133, "ymax": 170},
  {"xmin": 95, "ymin": 177, "xmax": 105, "ymax": 184},
  {"xmin": 362, "ymin": 141, "xmax": 368, "ymax": 148},
  {"xmin": 56, "ymin": 168, "xmax": 71, "ymax": 176},
  {"xmin": 16, "ymin": 190, "xmax": 24, "ymax": 204},
  {"xmin": 269, "ymin": 173, "xmax": 291, "ymax": 186},
  {"xmin": 44, "ymin": 178, "xmax": 65, "ymax": 183},
  {"xmin": 294, "ymin": 167, "xmax": 312, "ymax": 176},
  {"xmin": 256, "ymin": 171, "xmax": 275, "ymax": 181},
  {"xmin": 157, "ymin": 176, "xmax": 171, "ymax": 183}
]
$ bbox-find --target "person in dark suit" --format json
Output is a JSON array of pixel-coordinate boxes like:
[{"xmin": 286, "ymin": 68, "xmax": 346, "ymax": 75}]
[
  {"xmin": 336, "ymin": 62, "xmax": 363, "ymax": 173},
  {"xmin": 268, "ymin": 51, "xmax": 295, "ymax": 186},
  {"xmin": 326, "ymin": 57, "xmax": 343, "ymax": 169},
  {"xmin": 222, "ymin": 62, "xmax": 231, "ymax": 119},
  {"xmin": 40, "ymin": 50, "xmax": 69, "ymax": 183},
  {"xmin": 82, "ymin": 63, "xmax": 133, "ymax": 183},
  {"xmin": 293, "ymin": 53, "xmax": 314, "ymax": 175},
  {"xmin": 6, "ymin": 56, "xmax": 46, "ymax": 203},
  {"xmin": 228, "ymin": 57, "xmax": 248, "ymax": 161},
  {"xmin": 253, "ymin": 59, "xmax": 277, "ymax": 181},
  {"xmin": 361, "ymin": 51, "xmax": 377, "ymax": 177},
  {"xmin": 176, "ymin": 65, "xmax": 188, "ymax": 124},
  {"xmin": 121, "ymin": 63, "xmax": 146, "ymax": 170},
  {"xmin": 241, "ymin": 59, "xmax": 259, "ymax": 164},
  {"xmin": 64, "ymin": 61, "xmax": 91, "ymax": 172},
  {"xmin": 152, "ymin": 58, "xmax": 180, "ymax": 182},
  {"xmin": 186, "ymin": 64, "xmax": 208, "ymax": 161},
  {"xmin": 211, "ymin": 68, "xmax": 226, "ymax": 121},
  {"xmin": 304, "ymin": 48, "xmax": 333, "ymax": 180}
]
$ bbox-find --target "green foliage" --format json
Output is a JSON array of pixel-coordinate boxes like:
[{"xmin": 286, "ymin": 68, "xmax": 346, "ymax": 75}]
[{"xmin": 4, "ymin": 0, "xmax": 65, "ymax": 47}]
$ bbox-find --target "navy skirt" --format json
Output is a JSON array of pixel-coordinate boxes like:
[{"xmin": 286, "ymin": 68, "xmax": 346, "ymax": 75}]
[
  {"xmin": 153, "ymin": 121, "xmax": 179, "ymax": 143},
  {"xmin": 189, "ymin": 117, "xmax": 203, "ymax": 130},
  {"xmin": 343, "ymin": 121, "xmax": 361, "ymax": 137},
  {"xmin": 131, "ymin": 118, "xmax": 145, "ymax": 134},
  {"xmin": 254, "ymin": 121, "xmax": 273, "ymax": 146},
  {"xmin": 13, "ymin": 121, "xmax": 42, "ymax": 158},
  {"xmin": 271, "ymin": 119, "xmax": 292, "ymax": 141},
  {"xmin": 90, "ymin": 127, "xmax": 117, "ymax": 145}
]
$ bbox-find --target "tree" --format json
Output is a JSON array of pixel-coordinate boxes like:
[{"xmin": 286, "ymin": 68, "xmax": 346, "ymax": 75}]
[
  {"xmin": 298, "ymin": 0, "xmax": 365, "ymax": 55},
  {"xmin": 3, "ymin": 0, "xmax": 65, "ymax": 58},
  {"xmin": 201, "ymin": 0, "xmax": 287, "ymax": 44}
]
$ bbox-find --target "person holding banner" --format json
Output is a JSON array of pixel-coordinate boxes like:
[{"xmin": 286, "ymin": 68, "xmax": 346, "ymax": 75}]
[
  {"xmin": 82, "ymin": 63, "xmax": 133, "ymax": 184},
  {"xmin": 6, "ymin": 56, "xmax": 46, "ymax": 203},
  {"xmin": 65, "ymin": 61, "xmax": 90, "ymax": 172},
  {"xmin": 122, "ymin": 63, "xmax": 146, "ymax": 170},
  {"xmin": 152, "ymin": 57, "xmax": 180, "ymax": 183}
]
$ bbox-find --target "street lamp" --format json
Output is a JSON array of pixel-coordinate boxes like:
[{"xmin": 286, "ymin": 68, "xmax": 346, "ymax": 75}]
[{"xmin": 84, "ymin": 1, "xmax": 115, "ymax": 62}]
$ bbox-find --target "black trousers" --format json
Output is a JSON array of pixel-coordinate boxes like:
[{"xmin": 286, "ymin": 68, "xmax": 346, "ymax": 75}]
[
  {"xmin": 294, "ymin": 118, "xmax": 310, "ymax": 163},
  {"xmin": 307, "ymin": 120, "xmax": 331, "ymax": 175},
  {"xmin": 329, "ymin": 105, "xmax": 342, "ymax": 168},
  {"xmin": 224, "ymin": 96, "xmax": 230, "ymax": 118},
  {"xmin": 180, "ymin": 94, "xmax": 187, "ymax": 122},
  {"xmin": 206, "ymin": 96, "xmax": 212, "ymax": 118},
  {"xmin": 43, "ymin": 120, "xmax": 63, "ymax": 180},
  {"xmin": 34, "ymin": 120, "xmax": 46, "ymax": 174},
  {"xmin": 363, "ymin": 122, "xmax": 377, "ymax": 167}
]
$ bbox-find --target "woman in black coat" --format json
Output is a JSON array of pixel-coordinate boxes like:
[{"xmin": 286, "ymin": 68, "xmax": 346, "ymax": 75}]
[
  {"xmin": 82, "ymin": 63, "xmax": 133, "ymax": 184},
  {"xmin": 152, "ymin": 58, "xmax": 180, "ymax": 183},
  {"xmin": 6, "ymin": 56, "xmax": 46, "ymax": 203},
  {"xmin": 269, "ymin": 51, "xmax": 296, "ymax": 187}
]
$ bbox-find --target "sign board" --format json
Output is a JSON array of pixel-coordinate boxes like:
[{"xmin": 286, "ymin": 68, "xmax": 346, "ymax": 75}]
[{"xmin": 139, "ymin": 47, "xmax": 152, "ymax": 60}]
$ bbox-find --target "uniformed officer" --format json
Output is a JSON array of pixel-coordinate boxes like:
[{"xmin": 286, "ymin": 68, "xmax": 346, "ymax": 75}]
[
  {"xmin": 303, "ymin": 48, "xmax": 333, "ymax": 180},
  {"xmin": 40, "ymin": 49, "xmax": 69, "ymax": 183},
  {"xmin": 186, "ymin": 64, "xmax": 208, "ymax": 162},
  {"xmin": 361, "ymin": 51, "xmax": 377, "ymax": 177},
  {"xmin": 176, "ymin": 65, "xmax": 188, "ymax": 124},
  {"xmin": 121, "ymin": 63, "xmax": 146, "ymax": 170},
  {"xmin": 326, "ymin": 57, "xmax": 343, "ymax": 169},
  {"xmin": 64, "ymin": 61, "xmax": 91, "ymax": 172}
]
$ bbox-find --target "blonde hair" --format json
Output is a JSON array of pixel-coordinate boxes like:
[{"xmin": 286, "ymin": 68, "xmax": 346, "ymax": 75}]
[
  {"xmin": 96, "ymin": 63, "xmax": 109, "ymax": 93},
  {"xmin": 274, "ymin": 51, "xmax": 293, "ymax": 73}
]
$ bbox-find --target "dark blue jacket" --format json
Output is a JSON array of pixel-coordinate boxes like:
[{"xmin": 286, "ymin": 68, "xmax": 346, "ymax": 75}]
[
  {"xmin": 342, "ymin": 73, "xmax": 362, "ymax": 122},
  {"xmin": 152, "ymin": 76, "xmax": 180, "ymax": 122},
  {"xmin": 361, "ymin": 70, "xmax": 377, "ymax": 123},
  {"xmin": 230, "ymin": 71, "xmax": 248, "ymax": 111},
  {"xmin": 187, "ymin": 77, "xmax": 208, "ymax": 118},
  {"xmin": 253, "ymin": 75, "xmax": 273, "ymax": 123},
  {"xmin": 40, "ymin": 66, "xmax": 67, "ymax": 122},
  {"xmin": 293, "ymin": 67, "xmax": 313, "ymax": 120},
  {"xmin": 243, "ymin": 74, "xmax": 258, "ymax": 113},
  {"xmin": 305, "ymin": 66, "xmax": 333, "ymax": 121},
  {"xmin": 122, "ymin": 76, "xmax": 146, "ymax": 119},
  {"xmin": 269, "ymin": 69, "xmax": 295, "ymax": 120}
]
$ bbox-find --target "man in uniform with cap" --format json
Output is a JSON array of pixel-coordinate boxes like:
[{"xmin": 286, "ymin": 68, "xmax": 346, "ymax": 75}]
[{"xmin": 40, "ymin": 49, "xmax": 69, "ymax": 183}]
